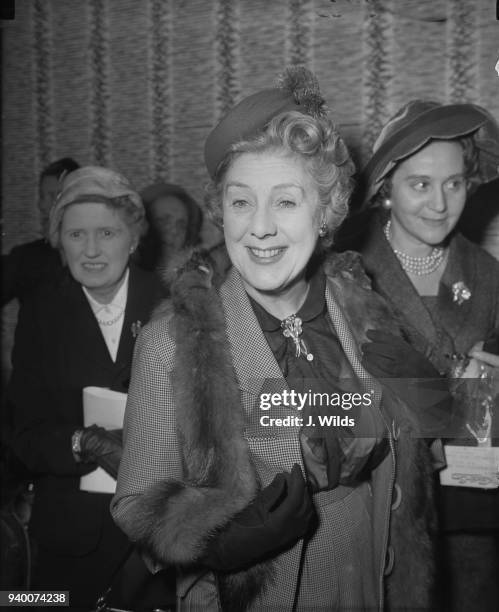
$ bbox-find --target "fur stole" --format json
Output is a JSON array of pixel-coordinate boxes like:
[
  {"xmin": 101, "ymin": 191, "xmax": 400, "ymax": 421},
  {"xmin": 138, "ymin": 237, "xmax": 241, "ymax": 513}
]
[
  {"xmin": 325, "ymin": 251, "xmax": 437, "ymax": 610},
  {"xmin": 128, "ymin": 247, "xmax": 271, "ymax": 611}
]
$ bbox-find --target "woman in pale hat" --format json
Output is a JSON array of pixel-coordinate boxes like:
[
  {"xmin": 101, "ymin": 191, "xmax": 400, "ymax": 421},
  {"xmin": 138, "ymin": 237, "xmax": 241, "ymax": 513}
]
[
  {"xmin": 7, "ymin": 167, "xmax": 167, "ymax": 608},
  {"xmin": 138, "ymin": 182, "xmax": 203, "ymax": 273},
  {"xmin": 355, "ymin": 101, "xmax": 499, "ymax": 611},
  {"xmin": 112, "ymin": 69, "xmax": 451, "ymax": 610}
]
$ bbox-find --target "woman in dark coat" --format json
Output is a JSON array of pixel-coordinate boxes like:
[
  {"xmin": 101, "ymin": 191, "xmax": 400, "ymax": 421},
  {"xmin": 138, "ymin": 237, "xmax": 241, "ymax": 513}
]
[
  {"xmin": 354, "ymin": 101, "xmax": 499, "ymax": 611},
  {"xmin": 7, "ymin": 167, "xmax": 164, "ymax": 609}
]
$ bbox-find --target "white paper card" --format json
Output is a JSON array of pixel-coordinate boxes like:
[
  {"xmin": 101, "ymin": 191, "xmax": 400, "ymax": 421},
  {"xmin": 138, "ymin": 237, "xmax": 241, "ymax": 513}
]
[
  {"xmin": 79, "ymin": 386, "xmax": 127, "ymax": 494},
  {"xmin": 80, "ymin": 466, "xmax": 117, "ymax": 494},
  {"xmin": 82, "ymin": 386, "xmax": 127, "ymax": 429},
  {"xmin": 439, "ymin": 445, "xmax": 499, "ymax": 489}
]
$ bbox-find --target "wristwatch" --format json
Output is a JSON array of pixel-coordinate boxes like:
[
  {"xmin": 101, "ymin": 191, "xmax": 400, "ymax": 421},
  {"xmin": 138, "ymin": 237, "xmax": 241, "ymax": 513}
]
[{"xmin": 71, "ymin": 429, "xmax": 84, "ymax": 460}]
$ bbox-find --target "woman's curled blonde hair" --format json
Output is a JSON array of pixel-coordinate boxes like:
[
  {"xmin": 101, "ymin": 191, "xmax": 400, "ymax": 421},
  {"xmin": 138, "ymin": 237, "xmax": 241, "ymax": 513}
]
[{"xmin": 205, "ymin": 110, "xmax": 355, "ymax": 247}]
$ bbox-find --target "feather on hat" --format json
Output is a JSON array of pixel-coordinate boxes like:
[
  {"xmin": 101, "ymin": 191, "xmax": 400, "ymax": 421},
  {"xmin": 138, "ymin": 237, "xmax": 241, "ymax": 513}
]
[{"xmin": 204, "ymin": 67, "xmax": 328, "ymax": 179}]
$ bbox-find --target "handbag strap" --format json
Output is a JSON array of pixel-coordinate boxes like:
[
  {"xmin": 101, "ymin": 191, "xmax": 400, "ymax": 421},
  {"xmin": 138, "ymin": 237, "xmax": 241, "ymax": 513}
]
[{"xmin": 94, "ymin": 544, "xmax": 135, "ymax": 612}]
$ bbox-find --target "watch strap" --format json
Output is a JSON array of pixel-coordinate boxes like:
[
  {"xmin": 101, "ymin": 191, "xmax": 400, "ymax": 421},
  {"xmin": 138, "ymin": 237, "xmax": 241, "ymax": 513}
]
[{"xmin": 72, "ymin": 429, "xmax": 84, "ymax": 460}]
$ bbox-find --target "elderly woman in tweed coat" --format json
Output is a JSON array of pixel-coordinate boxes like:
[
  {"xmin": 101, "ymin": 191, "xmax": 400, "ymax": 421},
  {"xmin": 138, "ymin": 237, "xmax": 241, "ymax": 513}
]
[{"xmin": 111, "ymin": 68, "xmax": 450, "ymax": 611}]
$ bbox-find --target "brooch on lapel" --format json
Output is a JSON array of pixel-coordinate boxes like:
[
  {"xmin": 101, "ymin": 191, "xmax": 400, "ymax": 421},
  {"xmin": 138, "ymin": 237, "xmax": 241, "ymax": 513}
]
[
  {"xmin": 281, "ymin": 315, "xmax": 314, "ymax": 362},
  {"xmin": 452, "ymin": 281, "xmax": 471, "ymax": 305},
  {"xmin": 131, "ymin": 320, "xmax": 142, "ymax": 338}
]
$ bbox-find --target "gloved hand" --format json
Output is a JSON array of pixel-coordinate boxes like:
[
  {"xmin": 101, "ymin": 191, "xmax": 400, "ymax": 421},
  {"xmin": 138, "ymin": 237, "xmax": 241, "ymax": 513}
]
[
  {"xmin": 483, "ymin": 328, "xmax": 499, "ymax": 355},
  {"xmin": 361, "ymin": 330, "xmax": 440, "ymax": 380},
  {"xmin": 203, "ymin": 464, "xmax": 316, "ymax": 572},
  {"xmin": 79, "ymin": 425, "xmax": 123, "ymax": 479},
  {"xmin": 361, "ymin": 330, "xmax": 454, "ymax": 437}
]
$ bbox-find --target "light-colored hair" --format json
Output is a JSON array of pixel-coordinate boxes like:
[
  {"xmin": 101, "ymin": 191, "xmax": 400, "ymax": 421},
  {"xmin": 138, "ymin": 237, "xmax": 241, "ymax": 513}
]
[{"xmin": 205, "ymin": 110, "xmax": 355, "ymax": 247}]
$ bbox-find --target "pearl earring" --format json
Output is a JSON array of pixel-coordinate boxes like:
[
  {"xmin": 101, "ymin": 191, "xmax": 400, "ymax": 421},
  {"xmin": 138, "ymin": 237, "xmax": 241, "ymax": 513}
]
[{"xmin": 383, "ymin": 198, "xmax": 392, "ymax": 209}]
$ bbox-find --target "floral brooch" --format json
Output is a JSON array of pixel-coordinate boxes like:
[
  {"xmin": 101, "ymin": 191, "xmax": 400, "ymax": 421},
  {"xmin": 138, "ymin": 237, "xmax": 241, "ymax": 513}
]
[
  {"xmin": 452, "ymin": 281, "xmax": 471, "ymax": 305},
  {"xmin": 131, "ymin": 320, "xmax": 142, "ymax": 338},
  {"xmin": 281, "ymin": 315, "xmax": 314, "ymax": 362}
]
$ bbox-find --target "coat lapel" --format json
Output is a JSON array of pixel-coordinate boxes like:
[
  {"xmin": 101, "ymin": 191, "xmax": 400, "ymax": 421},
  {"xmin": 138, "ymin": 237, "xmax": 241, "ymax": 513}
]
[
  {"xmin": 116, "ymin": 266, "xmax": 145, "ymax": 365},
  {"xmin": 324, "ymin": 266, "xmax": 395, "ymax": 604},
  {"xmin": 324, "ymin": 275, "xmax": 385, "ymax": 408},
  {"xmin": 62, "ymin": 273, "xmax": 115, "ymax": 371},
  {"xmin": 362, "ymin": 217, "xmax": 440, "ymax": 348},
  {"xmin": 437, "ymin": 234, "xmax": 476, "ymax": 343},
  {"xmin": 220, "ymin": 268, "xmax": 285, "ymax": 396},
  {"xmin": 61, "ymin": 267, "xmax": 155, "ymax": 392},
  {"xmin": 219, "ymin": 268, "xmax": 303, "ymax": 612},
  {"xmin": 219, "ymin": 268, "xmax": 304, "ymax": 450}
]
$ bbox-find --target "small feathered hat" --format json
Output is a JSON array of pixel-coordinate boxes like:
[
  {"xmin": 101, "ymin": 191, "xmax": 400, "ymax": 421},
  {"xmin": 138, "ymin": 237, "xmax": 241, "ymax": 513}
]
[
  {"xmin": 204, "ymin": 66, "xmax": 328, "ymax": 178},
  {"xmin": 363, "ymin": 100, "xmax": 499, "ymax": 203}
]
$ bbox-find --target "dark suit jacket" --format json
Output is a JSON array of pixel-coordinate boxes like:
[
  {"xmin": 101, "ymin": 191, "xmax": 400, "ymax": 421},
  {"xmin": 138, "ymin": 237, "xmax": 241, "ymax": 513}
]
[
  {"xmin": 1, "ymin": 238, "xmax": 64, "ymax": 306},
  {"xmin": 7, "ymin": 264, "xmax": 162, "ymax": 555}
]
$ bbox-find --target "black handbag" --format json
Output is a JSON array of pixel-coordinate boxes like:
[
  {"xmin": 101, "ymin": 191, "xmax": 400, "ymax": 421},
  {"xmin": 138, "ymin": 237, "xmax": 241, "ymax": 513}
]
[{"xmin": 93, "ymin": 546, "xmax": 175, "ymax": 612}]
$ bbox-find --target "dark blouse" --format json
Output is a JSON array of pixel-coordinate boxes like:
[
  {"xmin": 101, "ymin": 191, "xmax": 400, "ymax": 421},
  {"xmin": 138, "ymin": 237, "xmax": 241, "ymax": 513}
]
[
  {"xmin": 249, "ymin": 270, "xmax": 387, "ymax": 493},
  {"xmin": 249, "ymin": 271, "xmax": 346, "ymax": 395}
]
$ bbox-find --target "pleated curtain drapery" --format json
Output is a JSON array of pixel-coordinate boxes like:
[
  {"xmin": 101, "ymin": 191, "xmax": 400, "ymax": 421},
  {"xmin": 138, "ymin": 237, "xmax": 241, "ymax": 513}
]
[{"xmin": 3, "ymin": 0, "xmax": 498, "ymax": 253}]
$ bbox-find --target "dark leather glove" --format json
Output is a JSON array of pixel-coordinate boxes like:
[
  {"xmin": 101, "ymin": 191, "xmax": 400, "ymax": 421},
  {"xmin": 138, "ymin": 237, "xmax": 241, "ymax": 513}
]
[
  {"xmin": 483, "ymin": 328, "xmax": 499, "ymax": 355},
  {"xmin": 79, "ymin": 425, "xmax": 123, "ymax": 479},
  {"xmin": 361, "ymin": 330, "xmax": 440, "ymax": 379},
  {"xmin": 203, "ymin": 464, "xmax": 316, "ymax": 572},
  {"xmin": 361, "ymin": 330, "xmax": 453, "ymax": 437}
]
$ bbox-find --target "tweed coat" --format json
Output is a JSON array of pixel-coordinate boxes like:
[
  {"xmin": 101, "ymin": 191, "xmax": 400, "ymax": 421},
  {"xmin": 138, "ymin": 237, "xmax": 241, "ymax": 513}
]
[
  {"xmin": 7, "ymin": 264, "xmax": 162, "ymax": 605},
  {"xmin": 360, "ymin": 215, "xmax": 499, "ymax": 531},
  {"xmin": 112, "ymin": 249, "xmax": 438, "ymax": 611}
]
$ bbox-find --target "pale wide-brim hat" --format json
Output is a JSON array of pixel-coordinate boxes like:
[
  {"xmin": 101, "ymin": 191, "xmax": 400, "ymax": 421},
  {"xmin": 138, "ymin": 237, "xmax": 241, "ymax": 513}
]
[
  {"xmin": 49, "ymin": 166, "xmax": 143, "ymax": 247},
  {"xmin": 363, "ymin": 100, "xmax": 499, "ymax": 204}
]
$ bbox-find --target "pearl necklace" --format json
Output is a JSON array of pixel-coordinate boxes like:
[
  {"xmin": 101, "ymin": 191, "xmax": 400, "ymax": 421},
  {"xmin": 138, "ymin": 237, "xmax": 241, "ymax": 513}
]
[
  {"xmin": 96, "ymin": 310, "xmax": 124, "ymax": 327},
  {"xmin": 384, "ymin": 220, "xmax": 447, "ymax": 276}
]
